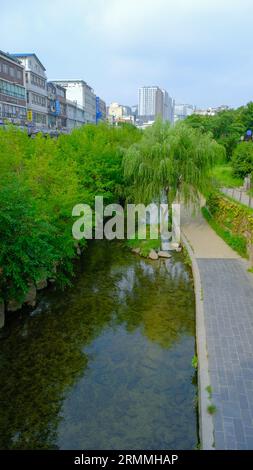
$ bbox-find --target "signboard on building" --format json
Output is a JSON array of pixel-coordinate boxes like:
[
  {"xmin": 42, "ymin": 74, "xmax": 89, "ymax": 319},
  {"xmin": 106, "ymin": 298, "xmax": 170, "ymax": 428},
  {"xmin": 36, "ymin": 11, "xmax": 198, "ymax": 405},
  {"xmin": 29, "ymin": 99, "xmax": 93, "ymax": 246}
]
[
  {"xmin": 27, "ymin": 110, "xmax": 33, "ymax": 122},
  {"xmin": 55, "ymin": 100, "xmax": 61, "ymax": 116}
]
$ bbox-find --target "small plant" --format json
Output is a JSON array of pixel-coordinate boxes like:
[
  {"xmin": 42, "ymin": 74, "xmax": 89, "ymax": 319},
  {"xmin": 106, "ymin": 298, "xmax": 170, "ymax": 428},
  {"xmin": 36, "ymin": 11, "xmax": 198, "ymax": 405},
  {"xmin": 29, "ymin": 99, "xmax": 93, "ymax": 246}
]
[
  {"xmin": 206, "ymin": 385, "xmax": 212, "ymax": 398},
  {"xmin": 248, "ymin": 267, "xmax": 253, "ymax": 274},
  {"xmin": 192, "ymin": 355, "xmax": 198, "ymax": 369},
  {"xmin": 207, "ymin": 404, "xmax": 217, "ymax": 415},
  {"xmin": 183, "ymin": 247, "xmax": 192, "ymax": 268}
]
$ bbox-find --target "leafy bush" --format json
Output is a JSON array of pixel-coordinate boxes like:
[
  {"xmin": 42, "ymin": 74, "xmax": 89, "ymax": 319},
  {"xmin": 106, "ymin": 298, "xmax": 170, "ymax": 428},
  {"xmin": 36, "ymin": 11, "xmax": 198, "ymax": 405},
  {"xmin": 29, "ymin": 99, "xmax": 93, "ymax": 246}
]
[
  {"xmin": 0, "ymin": 124, "xmax": 141, "ymax": 304},
  {"xmin": 232, "ymin": 142, "xmax": 253, "ymax": 178}
]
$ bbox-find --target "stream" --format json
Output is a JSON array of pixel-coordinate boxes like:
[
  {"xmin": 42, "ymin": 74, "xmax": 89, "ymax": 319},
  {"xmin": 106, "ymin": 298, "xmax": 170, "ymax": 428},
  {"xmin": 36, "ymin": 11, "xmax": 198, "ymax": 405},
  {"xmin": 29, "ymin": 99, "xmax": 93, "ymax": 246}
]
[{"xmin": 0, "ymin": 240, "xmax": 197, "ymax": 450}]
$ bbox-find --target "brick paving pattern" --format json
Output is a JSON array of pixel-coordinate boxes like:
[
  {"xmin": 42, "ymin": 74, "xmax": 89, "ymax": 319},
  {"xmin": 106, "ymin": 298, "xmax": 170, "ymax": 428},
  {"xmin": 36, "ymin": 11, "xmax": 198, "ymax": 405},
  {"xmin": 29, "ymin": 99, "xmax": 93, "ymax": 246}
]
[{"xmin": 197, "ymin": 258, "xmax": 253, "ymax": 450}]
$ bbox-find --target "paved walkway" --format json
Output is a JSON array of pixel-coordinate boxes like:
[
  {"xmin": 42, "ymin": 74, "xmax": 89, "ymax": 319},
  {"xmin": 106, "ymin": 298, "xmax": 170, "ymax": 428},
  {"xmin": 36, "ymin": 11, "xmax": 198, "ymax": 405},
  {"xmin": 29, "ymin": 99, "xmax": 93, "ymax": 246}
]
[{"xmin": 182, "ymin": 207, "xmax": 253, "ymax": 450}]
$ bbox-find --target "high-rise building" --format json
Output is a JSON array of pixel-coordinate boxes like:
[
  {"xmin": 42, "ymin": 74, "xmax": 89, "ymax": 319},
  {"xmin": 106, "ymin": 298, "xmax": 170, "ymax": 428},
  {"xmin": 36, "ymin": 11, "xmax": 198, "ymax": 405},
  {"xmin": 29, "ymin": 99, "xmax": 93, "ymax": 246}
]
[
  {"xmin": 138, "ymin": 86, "xmax": 164, "ymax": 121},
  {"xmin": 0, "ymin": 50, "xmax": 27, "ymax": 124},
  {"xmin": 161, "ymin": 89, "xmax": 174, "ymax": 123},
  {"xmin": 52, "ymin": 80, "xmax": 96, "ymax": 124},
  {"xmin": 174, "ymin": 103, "xmax": 194, "ymax": 122},
  {"xmin": 12, "ymin": 53, "xmax": 48, "ymax": 128}
]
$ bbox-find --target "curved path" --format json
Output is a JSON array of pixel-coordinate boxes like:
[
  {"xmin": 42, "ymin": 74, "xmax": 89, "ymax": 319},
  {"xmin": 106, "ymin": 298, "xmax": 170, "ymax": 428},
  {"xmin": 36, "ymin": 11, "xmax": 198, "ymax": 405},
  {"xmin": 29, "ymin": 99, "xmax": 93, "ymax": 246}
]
[{"xmin": 182, "ymin": 207, "xmax": 253, "ymax": 450}]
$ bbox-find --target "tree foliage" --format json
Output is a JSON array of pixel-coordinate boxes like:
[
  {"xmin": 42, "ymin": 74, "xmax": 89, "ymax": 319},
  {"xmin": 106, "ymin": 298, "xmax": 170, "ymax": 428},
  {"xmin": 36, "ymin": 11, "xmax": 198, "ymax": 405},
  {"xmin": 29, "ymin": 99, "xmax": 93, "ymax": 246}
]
[
  {"xmin": 232, "ymin": 141, "xmax": 253, "ymax": 178},
  {"xmin": 185, "ymin": 102, "xmax": 253, "ymax": 159},
  {"xmin": 0, "ymin": 124, "xmax": 141, "ymax": 303},
  {"xmin": 123, "ymin": 120, "xmax": 224, "ymax": 204}
]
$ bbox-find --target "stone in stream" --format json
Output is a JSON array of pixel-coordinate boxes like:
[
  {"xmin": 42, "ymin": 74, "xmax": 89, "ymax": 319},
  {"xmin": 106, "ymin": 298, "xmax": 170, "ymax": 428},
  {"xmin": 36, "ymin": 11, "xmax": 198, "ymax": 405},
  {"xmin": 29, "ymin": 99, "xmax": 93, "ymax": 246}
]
[
  {"xmin": 158, "ymin": 250, "xmax": 172, "ymax": 258},
  {"xmin": 149, "ymin": 249, "xmax": 159, "ymax": 260},
  {"xmin": 132, "ymin": 248, "xmax": 141, "ymax": 254}
]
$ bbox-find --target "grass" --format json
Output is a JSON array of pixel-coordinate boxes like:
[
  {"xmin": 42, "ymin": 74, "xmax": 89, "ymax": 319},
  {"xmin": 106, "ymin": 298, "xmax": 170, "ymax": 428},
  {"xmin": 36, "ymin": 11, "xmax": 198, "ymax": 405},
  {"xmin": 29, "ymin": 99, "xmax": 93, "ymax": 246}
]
[
  {"xmin": 202, "ymin": 207, "xmax": 248, "ymax": 258},
  {"xmin": 207, "ymin": 404, "xmax": 217, "ymax": 415},
  {"xmin": 211, "ymin": 164, "xmax": 243, "ymax": 188},
  {"xmin": 191, "ymin": 355, "xmax": 198, "ymax": 369}
]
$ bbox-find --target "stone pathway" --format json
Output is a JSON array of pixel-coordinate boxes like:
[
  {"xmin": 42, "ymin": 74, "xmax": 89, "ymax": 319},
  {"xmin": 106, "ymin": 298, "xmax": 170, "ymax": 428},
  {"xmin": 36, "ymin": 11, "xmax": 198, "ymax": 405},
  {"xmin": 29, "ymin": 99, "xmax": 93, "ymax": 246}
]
[{"xmin": 182, "ymin": 207, "xmax": 253, "ymax": 450}]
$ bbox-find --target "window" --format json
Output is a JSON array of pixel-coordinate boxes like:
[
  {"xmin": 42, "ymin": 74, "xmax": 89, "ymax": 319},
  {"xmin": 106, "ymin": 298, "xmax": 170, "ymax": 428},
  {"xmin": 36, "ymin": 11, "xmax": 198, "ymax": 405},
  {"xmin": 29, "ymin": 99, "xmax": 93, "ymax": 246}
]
[
  {"xmin": 0, "ymin": 79, "xmax": 26, "ymax": 99},
  {"xmin": 9, "ymin": 67, "xmax": 15, "ymax": 77},
  {"xmin": 17, "ymin": 70, "xmax": 22, "ymax": 80}
]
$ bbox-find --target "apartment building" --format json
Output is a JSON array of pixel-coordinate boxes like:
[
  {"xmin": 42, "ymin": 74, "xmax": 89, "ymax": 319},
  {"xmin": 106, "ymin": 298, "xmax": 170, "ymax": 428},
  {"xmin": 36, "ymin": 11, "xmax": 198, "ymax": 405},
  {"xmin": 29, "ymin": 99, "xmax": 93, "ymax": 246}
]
[
  {"xmin": 138, "ymin": 86, "xmax": 164, "ymax": 121},
  {"xmin": 0, "ymin": 50, "xmax": 26, "ymax": 124},
  {"xmin": 66, "ymin": 100, "xmax": 86, "ymax": 129},
  {"xmin": 12, "ymin": 53, "xmax": 48, "ymax": 128},
  {"xmin": 47, "ymin": 81, "xmax": 67, "ymax": 129},
  {"xmin": 52, "ymin": 80, "xmax": 96, "ymax": 124}
]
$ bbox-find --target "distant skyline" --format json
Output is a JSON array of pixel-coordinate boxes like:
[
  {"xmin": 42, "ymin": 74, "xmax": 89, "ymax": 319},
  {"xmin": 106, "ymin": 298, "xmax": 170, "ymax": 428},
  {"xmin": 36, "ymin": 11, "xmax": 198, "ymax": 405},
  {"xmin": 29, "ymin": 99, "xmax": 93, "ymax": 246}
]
[{"xmin": 1, "ymin": 0, "xmax": 253, "ymax": 108}]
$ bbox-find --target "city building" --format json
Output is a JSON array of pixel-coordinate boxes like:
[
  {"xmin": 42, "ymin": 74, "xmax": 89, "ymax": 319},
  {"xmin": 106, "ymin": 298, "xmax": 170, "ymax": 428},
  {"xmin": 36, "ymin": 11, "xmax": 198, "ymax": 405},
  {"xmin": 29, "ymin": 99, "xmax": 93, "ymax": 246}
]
[
  {"xmin": 66, "ymin": 100, "xmax": 86, "ymax": 129},
  {"xmin": 161, "ymin": 89, "xmax": 175, "ymax": 123},
  {"xmin": 96, "ymin": 96, "xmax": 106, "ymax": 123},
  {"xmin": 174, "ymin": 103, "xmax": 194, "ymax": 122},
  {"xmin": 52, "ymin": 80, "xmax": 96, "ymax": 124},
  {"xmin": 107, "ymin": 102, "xmax": 135, "ymax": 124},
  {"xmin": 0, "ymin": 50, "xmax": 26, "ymax": 124},
  {"xmin": 47, "ymin": 82, "xmax": 67, "ymax": 129},
  {"xmin": 138, "ymin": 86, "xmax": 164, "ymax": 122},
  {"xmin": 194, "ymin": 105, "xmax": 230, "ymax": 116},
  {"xmin": 12, "ymin": 53, "xmax": 48, "ymax": 128}
]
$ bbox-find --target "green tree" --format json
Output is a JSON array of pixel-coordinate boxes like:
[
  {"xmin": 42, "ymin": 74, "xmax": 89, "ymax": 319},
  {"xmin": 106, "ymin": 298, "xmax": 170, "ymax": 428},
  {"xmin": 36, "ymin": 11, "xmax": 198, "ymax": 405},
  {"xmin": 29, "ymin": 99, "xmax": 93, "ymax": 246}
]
[
  {"xmin": 232, "ymin": 141, "xmax": 253, "ymax": 178},
  {"xmin": 123, "ymin": 120, "xmax": 224, "ymax": 205}
]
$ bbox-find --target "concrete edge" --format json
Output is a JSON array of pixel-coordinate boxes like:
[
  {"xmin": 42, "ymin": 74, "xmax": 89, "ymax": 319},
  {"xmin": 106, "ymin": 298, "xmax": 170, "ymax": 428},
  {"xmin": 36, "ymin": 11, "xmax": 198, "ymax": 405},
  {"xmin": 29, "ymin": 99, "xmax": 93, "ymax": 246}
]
[{"xmin": 181, "ymin": 232, "xmax": 215, "ymax": 450}]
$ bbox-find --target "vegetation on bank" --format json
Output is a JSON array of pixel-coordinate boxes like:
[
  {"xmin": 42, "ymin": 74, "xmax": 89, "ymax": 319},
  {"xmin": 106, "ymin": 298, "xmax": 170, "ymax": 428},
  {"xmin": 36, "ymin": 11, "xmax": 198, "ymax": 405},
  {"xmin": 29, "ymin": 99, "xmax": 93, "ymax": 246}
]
[
  {"xmin": 123, "ymin": 119, "xmax": 223, "ymax": 205},
  {"xmin": 210, "ymin": 164, "xmax": 243, "ymax": 188},
  {"xmin": 0, "ymin": 123, "xmax": 141, "ymax": 305},
  {"xmin": 185, "ymin": 102, "xmax": 253, "ymax": 160},
  {"xmin": 203, "ymin": 192, "xmax": 253, "ymax": 259}
]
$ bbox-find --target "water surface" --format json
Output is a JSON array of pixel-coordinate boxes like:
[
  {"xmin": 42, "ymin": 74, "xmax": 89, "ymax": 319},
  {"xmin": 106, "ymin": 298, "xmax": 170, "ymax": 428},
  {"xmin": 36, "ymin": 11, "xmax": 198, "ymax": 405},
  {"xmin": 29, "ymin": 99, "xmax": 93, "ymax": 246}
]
[{"xmin": 0, "ymin": 241, "xmax": 197, "ymax": 449}]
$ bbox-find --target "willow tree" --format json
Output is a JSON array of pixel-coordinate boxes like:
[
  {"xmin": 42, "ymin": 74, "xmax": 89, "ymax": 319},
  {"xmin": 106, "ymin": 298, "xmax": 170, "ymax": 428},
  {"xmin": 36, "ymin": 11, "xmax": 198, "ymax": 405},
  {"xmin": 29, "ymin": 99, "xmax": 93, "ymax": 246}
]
[{"xmin": 123, "ymin": 119, "xmax": 224, "ymax": 205}]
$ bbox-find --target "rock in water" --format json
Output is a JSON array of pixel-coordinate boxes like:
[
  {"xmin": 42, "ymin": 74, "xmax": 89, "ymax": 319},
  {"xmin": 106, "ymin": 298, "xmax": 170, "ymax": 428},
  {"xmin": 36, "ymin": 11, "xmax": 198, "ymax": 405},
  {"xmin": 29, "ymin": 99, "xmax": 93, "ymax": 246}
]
[
  {"xmin": 158, "ymin": 250, "xmax": 172, "ymax": 258},
  {"xmin": 149, "ymin": 249, "xmax": 159, "ymax": 260}
]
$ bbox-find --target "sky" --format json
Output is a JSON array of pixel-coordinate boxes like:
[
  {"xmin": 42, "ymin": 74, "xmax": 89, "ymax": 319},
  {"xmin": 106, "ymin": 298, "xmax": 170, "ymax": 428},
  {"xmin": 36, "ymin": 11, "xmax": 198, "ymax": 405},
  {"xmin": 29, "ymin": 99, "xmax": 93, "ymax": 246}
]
[{"xmin": 1, "ymin": 0, "xmax": 253, "ymax": 108}]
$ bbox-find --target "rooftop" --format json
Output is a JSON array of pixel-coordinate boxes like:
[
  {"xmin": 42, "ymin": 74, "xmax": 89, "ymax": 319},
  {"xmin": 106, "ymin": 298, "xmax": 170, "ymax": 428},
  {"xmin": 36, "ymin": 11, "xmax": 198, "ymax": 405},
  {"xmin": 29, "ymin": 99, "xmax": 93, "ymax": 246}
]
[{"xmin": 12, "ymin": 53, "xmax": 46, "ymax": 71}]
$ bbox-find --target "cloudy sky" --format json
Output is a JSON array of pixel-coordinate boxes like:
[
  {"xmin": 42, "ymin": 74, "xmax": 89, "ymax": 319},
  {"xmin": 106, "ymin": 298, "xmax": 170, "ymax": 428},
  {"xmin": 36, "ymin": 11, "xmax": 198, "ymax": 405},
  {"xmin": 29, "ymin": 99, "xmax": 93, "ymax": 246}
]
[{"xmin": 1, "ymin": 0, "xmax": 253, "ymax": 108}]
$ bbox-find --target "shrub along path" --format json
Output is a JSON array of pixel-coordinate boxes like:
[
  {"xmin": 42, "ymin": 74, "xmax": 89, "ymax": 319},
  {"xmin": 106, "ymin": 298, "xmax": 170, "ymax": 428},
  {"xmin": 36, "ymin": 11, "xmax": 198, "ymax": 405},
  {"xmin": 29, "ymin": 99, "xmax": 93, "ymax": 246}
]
[{"xmin": 182, "ymin": 206, "xmax": 253, "ymax": 450}]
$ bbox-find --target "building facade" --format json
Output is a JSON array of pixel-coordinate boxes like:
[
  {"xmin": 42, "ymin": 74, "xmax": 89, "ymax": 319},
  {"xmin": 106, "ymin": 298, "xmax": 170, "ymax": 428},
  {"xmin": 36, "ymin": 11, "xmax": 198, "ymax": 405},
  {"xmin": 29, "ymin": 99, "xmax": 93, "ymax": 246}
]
[
  {"xmin": 107, "ymin": 102, "xmax": 135, "ymax": 124},
  {"xmin": 66, "ymin": 100, "xmax": 86, "ymax": 129},
  {"xmin": 174, "ymin": 103, "xmax": 194, "ymax": 122},
  {"xmin": 162, "ymin": 89, "xmax": 174, "ymax": 123},
  {"xmin": 47, "ymin": 82, "xmax": 67, "ymax": 129},
  {"xmin": 0, "ymin": 50, "xmax": 26, "ymax": 124},
  {"xmin": 52, "ymin": 80, "xmax": 96, "ymax": 124},
  {"xmin": 12, "ymin": 53, "xmax": 48, "ymax": 128},
  {"xmin": 138, "ymin": 86, "xmax": 164, "ymax": 121},
  {"xmin": 96, "ymin": 96, "xmax": 106, "ymax": 123}
]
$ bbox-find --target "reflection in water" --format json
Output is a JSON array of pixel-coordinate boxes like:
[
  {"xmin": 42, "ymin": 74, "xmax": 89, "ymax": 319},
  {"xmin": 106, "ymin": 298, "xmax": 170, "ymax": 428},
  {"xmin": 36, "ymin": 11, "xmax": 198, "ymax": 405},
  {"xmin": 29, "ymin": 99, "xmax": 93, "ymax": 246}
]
[{"xmin": 0, "ymin": 241, "xmax": 196, "ymax": 450}]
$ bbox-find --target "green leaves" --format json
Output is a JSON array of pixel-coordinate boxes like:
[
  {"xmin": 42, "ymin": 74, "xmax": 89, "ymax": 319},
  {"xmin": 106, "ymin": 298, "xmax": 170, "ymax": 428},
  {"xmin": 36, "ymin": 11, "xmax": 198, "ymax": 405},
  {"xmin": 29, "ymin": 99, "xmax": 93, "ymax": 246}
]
[
  {"xmin": 0, "ymin": 124, "xmax": 141, "ymax": 303},
  {"xmin": 123, "ymin": 120, "xmax": 223, "ymax": 205}
]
